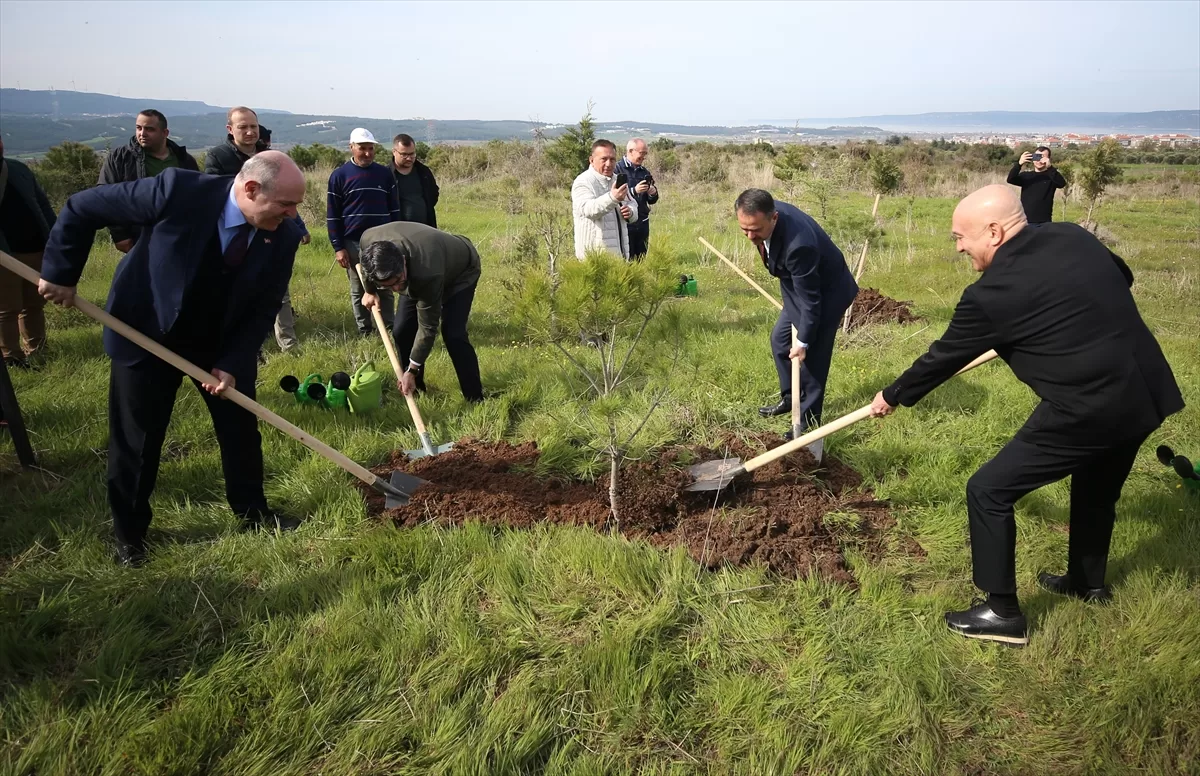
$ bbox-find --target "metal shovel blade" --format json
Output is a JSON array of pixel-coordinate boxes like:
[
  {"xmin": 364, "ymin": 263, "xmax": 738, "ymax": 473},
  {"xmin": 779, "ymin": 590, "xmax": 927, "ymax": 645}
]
[
  {"xmin": 685, "ymin": 457, "xmax": 744, "ymax": 492},
  {"xmin": 1156, "ymin": 445, "xmax": 1176, "ymax": 467},
  {"xmin": 384, "ymin": 470, "xmax": 430, "ymax": 510},
  {"xmin": 404, "ymin": 441, "xmax": 455, "ymax": 460}
]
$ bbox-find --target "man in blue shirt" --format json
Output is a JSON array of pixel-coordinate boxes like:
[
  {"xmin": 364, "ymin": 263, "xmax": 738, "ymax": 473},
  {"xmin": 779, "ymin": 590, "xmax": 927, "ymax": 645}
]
[
  {"xmin": 38, "ymin": 153, "xmax": 307, "ymax": 566},
  {"xmin": 327, "ymin": 128, "xmax": 401, "ymax": 336}
]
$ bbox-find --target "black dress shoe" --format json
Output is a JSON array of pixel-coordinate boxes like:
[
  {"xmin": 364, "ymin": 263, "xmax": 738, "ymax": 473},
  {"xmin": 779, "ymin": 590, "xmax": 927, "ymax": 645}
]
[
  {"xmin": 759, "ymin": 399, "xmax": 791, "ymax": 418},
  {"xmin": 240, "ymin": 512, "xmax": 302, "ymax": 533},
  {"xmin": 944, "ymin": 599, "xmax": 1029, "ymax": 646},
  {"xmin": 115, "ymin": 542, "xmax": 147, "ymax": 567},
  {"xmin": 1038, "ymin": 572, "xmax": 1112, "ymax": 604}
]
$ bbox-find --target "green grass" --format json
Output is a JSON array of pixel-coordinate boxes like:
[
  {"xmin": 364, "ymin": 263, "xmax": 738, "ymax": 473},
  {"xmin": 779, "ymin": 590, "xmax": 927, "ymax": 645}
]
[{"xmin": 2, "ymin": 172, "xmax": 1198, "ymax": 775}]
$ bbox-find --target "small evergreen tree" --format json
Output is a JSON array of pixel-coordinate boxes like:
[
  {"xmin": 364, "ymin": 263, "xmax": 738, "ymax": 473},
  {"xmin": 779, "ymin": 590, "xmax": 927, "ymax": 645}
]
[
  {"xmin": 1078, "ymin": 138, "xmax": 1123, "ymax": 230},
  {"xmin": 545, "ymin": 102, "xmax": 597, "ymax": 179},
  {"xmin": 515, "ymin": 250, "xmax": 683, "ymax": 529}
]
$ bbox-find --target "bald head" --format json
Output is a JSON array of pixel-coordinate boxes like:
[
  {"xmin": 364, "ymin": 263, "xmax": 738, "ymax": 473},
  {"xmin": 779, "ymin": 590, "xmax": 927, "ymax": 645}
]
[
  {"xmin": 234, "ymin": 150, "xmax": 306, "ymax": 231},
  {"xmin": 951, "ymin": 184, "xmax": 1028, "ymax": 271}
]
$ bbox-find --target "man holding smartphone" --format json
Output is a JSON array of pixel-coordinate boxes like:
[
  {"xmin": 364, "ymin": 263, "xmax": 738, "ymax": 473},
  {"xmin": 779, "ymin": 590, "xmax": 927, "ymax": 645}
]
[
  {"xmin": 614, "ymin": 138, "xmax": 658, "ymax": 259},
  {"xmin": 571, "ymin": 139, "xmax": 639, "ymax": 260},
  {"xmin": 1006, "ymin": 146, "xmax": 1067, "ymax": 224}
]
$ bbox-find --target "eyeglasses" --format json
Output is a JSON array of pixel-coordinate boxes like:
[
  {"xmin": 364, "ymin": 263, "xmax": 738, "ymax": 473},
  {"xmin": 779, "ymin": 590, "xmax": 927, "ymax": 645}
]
[{"xmin": 395, "ymin": 151, "xmax": 417, "ymax": 159}]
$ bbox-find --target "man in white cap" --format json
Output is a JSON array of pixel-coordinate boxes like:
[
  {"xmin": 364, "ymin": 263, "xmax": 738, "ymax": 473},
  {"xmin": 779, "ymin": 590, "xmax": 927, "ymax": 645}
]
[{"xmin": 326, "ymin": 128, "xmax": 401, "ymax": 335}]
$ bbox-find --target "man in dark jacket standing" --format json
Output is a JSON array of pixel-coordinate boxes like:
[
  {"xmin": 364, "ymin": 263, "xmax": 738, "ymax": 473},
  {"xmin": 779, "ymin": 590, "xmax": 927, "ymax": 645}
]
[
  {"xmin": 38, "ymin": 153, "xmax": 309, "ymax": 566},
  {"xmin": 614, "ymin": 138, "xmax": 658, "ymax": 259},
  {"xmin": 870, "ymin": 184, "xmax": 1184, "ymax": 646},
  {"xmin": 1006, "ymin": 146, "xmax": 1067, "ymax": 224},
  {"xmin": 96, "ymin": 109, "xmax": 199, "ymax": 252},
  {"xmin": 0, "ymin": 137, "xmax": 57, "ymax": 368},
  {"xmin": 736, "ymin": 189, "xmax": 859, "ymax": 461},
  {"xmin": 357, "ymin": 221, "xmax": 483, "ymax": 402},
  {"xmin": 390, "ymin": 134, "xmax": 439, "ymax": 228},
  {"xmin": 204, "ymin": 107, "xmax": 267, "ymax": 176},
  {"xmin": 202, "ymin": 111, "xmax": 309, "ymax": 355}
]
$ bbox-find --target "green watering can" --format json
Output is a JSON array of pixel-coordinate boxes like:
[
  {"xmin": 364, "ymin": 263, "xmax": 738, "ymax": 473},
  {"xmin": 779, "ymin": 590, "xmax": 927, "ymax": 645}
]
[
  {"xmin": 280, "ymin": 371, "xmax": 352, "ymax": 410},
  {"xmin": 346, "ymin": 361, "xmax": 383, "ymax": 415}
]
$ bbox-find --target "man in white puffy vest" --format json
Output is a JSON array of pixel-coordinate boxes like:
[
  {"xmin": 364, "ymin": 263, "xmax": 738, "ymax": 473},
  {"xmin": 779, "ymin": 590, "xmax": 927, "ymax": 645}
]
[{"xmin": 571, "ymin": 139, "xmax": 639, "ymax": 259}]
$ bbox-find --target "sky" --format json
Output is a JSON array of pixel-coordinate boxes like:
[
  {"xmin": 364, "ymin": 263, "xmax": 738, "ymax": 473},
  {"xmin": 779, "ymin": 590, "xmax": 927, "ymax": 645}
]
[{"xmin": 1, "ymin": 0, "xmax": 1197, "ymax": 125}]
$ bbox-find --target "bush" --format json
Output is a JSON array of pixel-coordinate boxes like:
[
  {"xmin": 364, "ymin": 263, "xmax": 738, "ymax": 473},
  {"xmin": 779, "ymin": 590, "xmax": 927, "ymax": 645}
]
[
  {"xmin": 32, "ymin": 141, "xmax": 101, "ymax": 211},
  {"xmin": 289, "ymin": 143, "xmax": 346, "ymax": 170},
  {"xmin": 657, "ymin": 150, "xmax": 681, "ymax": 174},
  {"xmin": 686, "ymin": 153, "xmax": 729, "ymax": 187}
]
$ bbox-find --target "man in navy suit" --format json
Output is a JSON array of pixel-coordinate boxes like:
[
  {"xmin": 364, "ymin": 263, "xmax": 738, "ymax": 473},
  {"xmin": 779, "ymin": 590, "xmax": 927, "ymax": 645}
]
[
  {"xmin": 38, "ymin": 152, "xmax": 307, "ymax": 566},
  {"xmin": 735, "ymin": 189, "xmax": 859, "ymax": 462}
]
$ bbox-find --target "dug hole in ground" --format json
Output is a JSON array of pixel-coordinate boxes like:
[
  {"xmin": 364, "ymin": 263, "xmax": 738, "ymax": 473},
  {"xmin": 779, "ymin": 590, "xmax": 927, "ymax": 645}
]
[{"xmin": 363, "ymin": 290, "xmax": 923, "ymax": 584}]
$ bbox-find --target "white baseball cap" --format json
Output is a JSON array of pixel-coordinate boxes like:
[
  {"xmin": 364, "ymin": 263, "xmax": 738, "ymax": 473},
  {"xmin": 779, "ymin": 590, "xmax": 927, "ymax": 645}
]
[{"xmin": 349, "ymin": 127, "xmax": 377, "ymax": 145}]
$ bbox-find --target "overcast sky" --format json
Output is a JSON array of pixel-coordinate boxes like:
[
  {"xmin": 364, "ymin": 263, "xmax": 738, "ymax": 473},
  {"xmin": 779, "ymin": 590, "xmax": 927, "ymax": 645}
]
[{"xmin": 1, "ymin": 0, "xmax": 1197, "ymax": 124}]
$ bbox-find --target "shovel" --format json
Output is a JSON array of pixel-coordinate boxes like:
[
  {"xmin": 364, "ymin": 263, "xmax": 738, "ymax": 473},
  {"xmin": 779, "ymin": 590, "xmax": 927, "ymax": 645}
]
[
  {"xmin": 686, "ymin": 349, "xmax": 1000, "ymax": 492},
  {"xmin": 354, "ymin": 263, "xmax": 452, "ymax": 460},
  {"xmin": 697, "ymin": 237, "xmax": 806, "ymax": 448},
  {"xmin": 1, "ymin": 250, "xmax": 420, "ymax": 509}
]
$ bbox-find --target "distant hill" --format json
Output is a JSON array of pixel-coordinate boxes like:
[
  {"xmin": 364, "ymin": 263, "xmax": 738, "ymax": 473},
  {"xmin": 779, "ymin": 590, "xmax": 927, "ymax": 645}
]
[
  {"xmin": 763, "ymin": 110, "xmax": 1200, "ymax": 133},
  {"xmin": 0, "ymin": 89, "xmax": 884, "ymax": 156},
  {"xmin": 0, "ymin": 87, "xmax": 292, "ymax": 119}
]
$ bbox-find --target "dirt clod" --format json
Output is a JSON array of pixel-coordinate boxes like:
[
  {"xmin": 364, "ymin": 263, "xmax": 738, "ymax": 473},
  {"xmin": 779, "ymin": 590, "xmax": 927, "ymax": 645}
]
[
  {"xmin": 362, "ymin": 436, "xmax": 920, "ymax": 584},
  {"xmin": 847, "ymin": 287, "xmax": 920, "ymax": 329}
]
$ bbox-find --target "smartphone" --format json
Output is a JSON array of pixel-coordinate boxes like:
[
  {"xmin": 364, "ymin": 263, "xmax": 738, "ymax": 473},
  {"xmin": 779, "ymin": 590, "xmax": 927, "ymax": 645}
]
[
  {"xmin": 615, "ymin": 172, "xmax": 628, "ymax": 188},
  {"xmin": 1031, "ymin": 153, "xmax": 1042, "ymax": 161}
]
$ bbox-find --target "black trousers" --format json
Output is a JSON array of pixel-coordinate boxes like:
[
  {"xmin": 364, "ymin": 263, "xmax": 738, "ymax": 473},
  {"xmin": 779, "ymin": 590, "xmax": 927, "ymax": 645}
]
[
  {"xmin": 392, "ymin": 280, "xmax": 483, "ymax": 401},
  {"xmin": 966, "ymin": 430, "xmax": 1147, "ymax": 594},
  {"xmin": 627, "ymin": 220, "xmax": 649, "ymax": 259},
  {"xmin": 108, "ymin": 358, "xmax": 268, "ymax": 549},
  {"xmin": 771, "ymin": 311, "xmax": 840, "ymax": 429}
]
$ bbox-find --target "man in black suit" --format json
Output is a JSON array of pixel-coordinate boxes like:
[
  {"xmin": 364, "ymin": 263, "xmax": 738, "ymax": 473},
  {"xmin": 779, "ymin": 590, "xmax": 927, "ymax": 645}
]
[
  {"xmin": 38, "ymin": 152, "xmax": 309, "ymax": 566},
  {"xmin": 870, "ymin": 184, "xmax": 1184, "ymax": 646},
  {"xmin": 736, "ymin": 189, "xmax": 859, "ymax": 461}
]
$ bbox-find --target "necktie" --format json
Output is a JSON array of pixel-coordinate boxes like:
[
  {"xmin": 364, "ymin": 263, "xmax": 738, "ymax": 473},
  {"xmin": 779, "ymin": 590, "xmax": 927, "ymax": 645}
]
[
  {"xmin": 223, "ymin": 223, "xmax": 253, "ymax": 269},
  {"xmin": 757, "ymin": 241, "xmax": 769, "ymax": 270}
]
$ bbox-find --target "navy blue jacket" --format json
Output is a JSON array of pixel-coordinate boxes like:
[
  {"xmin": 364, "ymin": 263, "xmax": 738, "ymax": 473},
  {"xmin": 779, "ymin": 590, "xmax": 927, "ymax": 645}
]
[
  {"xmin": 614, "ymin": 157, "xmax": 658, "ymax": 225},
  {"xmin": 41, "ymin": 168, "xmax": 302, "ymax": 383},
  {"xmin": 763, "ymin": 201, "xmax": 858, "ymax": 345}
]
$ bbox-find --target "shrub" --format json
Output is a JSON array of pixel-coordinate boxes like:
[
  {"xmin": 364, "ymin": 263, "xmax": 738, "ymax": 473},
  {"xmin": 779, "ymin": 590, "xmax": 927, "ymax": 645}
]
[{"xmin": 32, "ymin": 141, "xmax": 101, "ymax": 211}]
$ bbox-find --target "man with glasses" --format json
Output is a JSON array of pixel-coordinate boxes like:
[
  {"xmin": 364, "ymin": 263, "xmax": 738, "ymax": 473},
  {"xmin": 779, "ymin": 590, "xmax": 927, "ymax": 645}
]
[
  {"xmin": 390, "ymin": 133, "xmax": 440, "ymax": 228},
  {"xmin": 355, "ymin": 221, "xmax": 483, "ymax": 402}
]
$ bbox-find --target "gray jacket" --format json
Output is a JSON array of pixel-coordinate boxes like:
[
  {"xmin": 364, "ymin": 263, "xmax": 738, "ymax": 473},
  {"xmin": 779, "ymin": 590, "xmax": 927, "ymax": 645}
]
[{"xmin": 358, "ymin": 221, "xmax": 482, "ymax": 366}]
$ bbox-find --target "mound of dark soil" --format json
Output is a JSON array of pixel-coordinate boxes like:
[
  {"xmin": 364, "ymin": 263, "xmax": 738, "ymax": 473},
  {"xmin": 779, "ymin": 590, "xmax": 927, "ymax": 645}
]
[
  {"xmin": 847, "ymin": 287, "xmax": 920, "ymax": 329},
  {"xmin": 362, "ymin": 436, "xmax": 922, "ymax": 584}
]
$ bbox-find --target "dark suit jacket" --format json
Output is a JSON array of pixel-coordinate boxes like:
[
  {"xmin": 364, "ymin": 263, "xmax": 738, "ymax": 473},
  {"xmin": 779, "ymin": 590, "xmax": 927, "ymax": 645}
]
[
  {"xmin": 883, "ymin": 222, "xmax": 1184, "ymax": 446},
  {"xmin": 41, "ymin": 168, "xmax": 302, "ymax": 383},
  {"xmin": 765, "ymin": 201, "xmax": 859, "ymax": 345}
]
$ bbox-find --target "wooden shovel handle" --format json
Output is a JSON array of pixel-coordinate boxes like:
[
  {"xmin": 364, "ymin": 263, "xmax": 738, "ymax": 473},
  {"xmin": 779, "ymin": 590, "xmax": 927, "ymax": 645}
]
[
  {"xmin": 790, "ymin": 326, "xmax": 801, "ymax": 432},
  {"xmin": 0, "ymin": 249, "xmax": 384, "ymax": 489},
  {"xmin": 743, "ymin": 348, "xmax": 1000, "ymax": 474},
  {"xmin": 699, "ymin": 237, "xmax": 782, "ymax": 311},
  {"xmin": 354, "ymin": 263, "xmax": 428, "ymax": 435}
]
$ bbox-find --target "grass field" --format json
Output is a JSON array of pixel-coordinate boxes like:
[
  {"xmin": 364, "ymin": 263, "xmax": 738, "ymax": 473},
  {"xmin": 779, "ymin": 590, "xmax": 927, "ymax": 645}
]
[{"xmin": 2, "ymin": 161, "xmax": 1198, "ymax": 775}]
